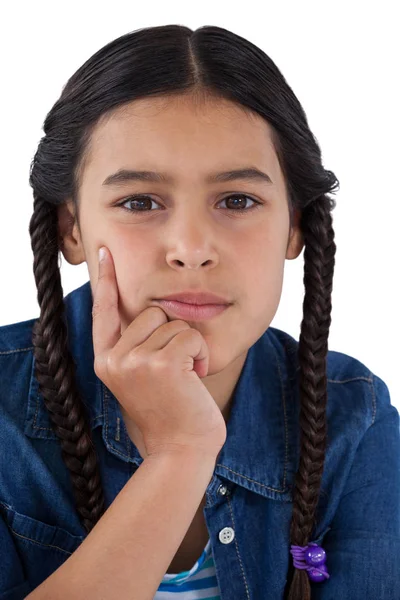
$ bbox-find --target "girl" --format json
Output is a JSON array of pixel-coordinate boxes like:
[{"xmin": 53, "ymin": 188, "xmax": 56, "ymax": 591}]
[{"xmin": 0, "ymin": 24, "xmax": 399, "ymax": 600}]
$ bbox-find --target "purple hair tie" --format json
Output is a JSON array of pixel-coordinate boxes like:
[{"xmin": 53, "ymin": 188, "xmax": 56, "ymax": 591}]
[{"xmin": 290, "ymin": 542, "xmax": 330, "ymax": 583}]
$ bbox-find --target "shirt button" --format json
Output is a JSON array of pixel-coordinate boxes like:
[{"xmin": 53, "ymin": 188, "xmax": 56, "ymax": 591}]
[
  {"xmin": 217, "ymin": 484, "xmax": 228, "ymax": 496},
  {"xmin": 219, "ymin": 527, "xmax": 235, "ymax": 544}
]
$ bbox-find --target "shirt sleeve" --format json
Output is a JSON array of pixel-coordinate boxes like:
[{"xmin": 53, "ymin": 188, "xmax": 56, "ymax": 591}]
[
  {"xmin": 312, "ymin": 374, "xmax": 400, "ymax": 600},
  {"xmin": 0, "ymin": 509, "xmax": 32, "ymax": 600}
]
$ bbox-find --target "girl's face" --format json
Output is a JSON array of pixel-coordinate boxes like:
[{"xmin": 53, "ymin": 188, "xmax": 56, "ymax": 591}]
[{"xmin": 58, "ymin": 94, "xmax": 303, "ymax": 403}]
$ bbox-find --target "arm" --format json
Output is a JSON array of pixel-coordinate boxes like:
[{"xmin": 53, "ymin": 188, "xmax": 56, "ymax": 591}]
[
  {"xmin": 27, "ymin": 449, "xmax": 216, "ymax": 600},
  {"xmin": 312, "ymin": 374, "xmax": 400, "ymax": 600}
]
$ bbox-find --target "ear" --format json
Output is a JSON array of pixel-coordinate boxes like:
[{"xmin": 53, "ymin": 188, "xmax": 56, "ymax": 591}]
[
  {"xmin": 286, "ymin": 208, "xmax": 304, "ymax": 260},
  {"xmin": 57, "ymin": 201, "xmax": 86, "ymax": 265}
]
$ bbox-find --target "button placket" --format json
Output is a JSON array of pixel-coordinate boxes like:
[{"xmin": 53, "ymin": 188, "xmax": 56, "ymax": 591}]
[{"xmin": 216, "ymin": 483, "xmax": 235, "ymax": 545}]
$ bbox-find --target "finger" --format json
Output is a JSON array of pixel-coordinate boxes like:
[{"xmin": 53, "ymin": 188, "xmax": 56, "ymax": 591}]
[
  {"xmin": 165, "ymin": 328, "xmax": 209, "ymax": 378},
  {"xmin": 92, "ymin": 246, "xmax": 121, "ymax": 360},
  {"xmin": 112, "ymin": 306, "xmax": 175, "ymax": 360}
]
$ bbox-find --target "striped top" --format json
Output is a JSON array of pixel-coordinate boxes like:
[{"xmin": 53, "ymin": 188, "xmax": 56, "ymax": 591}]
[{"xmin": 155, "ymin": 538, "xmax": 221, "ymax": 599}]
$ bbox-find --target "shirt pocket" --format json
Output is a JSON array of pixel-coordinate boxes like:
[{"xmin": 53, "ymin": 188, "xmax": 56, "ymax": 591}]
[{"xmin": 1, "ymin": 502, "xmax": 85, "ymax": 591}]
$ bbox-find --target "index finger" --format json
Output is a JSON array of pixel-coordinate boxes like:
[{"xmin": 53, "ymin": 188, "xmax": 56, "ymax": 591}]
[{"xmin": 92, "ymin": 246, "xmax": 121, "ymax": 360}]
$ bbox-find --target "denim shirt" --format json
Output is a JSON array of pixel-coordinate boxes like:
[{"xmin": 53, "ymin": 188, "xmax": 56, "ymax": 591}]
[{"xmin": 0, "ymin": 280, "xmax": 399, "ymax": 600}]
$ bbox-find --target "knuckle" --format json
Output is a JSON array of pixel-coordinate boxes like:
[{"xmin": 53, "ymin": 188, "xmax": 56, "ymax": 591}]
[
  {"xmin": 105, "ymin": 352, "xmax": 120, "ymax": 374},
  {"xmin": 153, "ymin": 355, "xmax": 170, "ymax": 371},
  {"xmin": 143, "ymin": 350, "xmax": 169, "ymax": 372},
  {"xmin": 128, "ymin": 349, "xmax": 145, "ymax": 370},
  {"xmin": 92, "ymin": 300, "xmax": 102, "ymax": 319},
  {"xmin": 92, "ymin": 299, "xmax": 117, "ymax": 320},
  {"xmin": 93, "ymin": 356, "xmax": 103, "ymax": 377},
  {"xmin": 167, "ymin": 319, "xmax": 191, "ymax": 332},
  {"xmin": 179, "ymin": 326, "xmax": 200, "ymax": 340},
  {"xmin": 92, "ymin": 301, "xmax": 101, "ymax": 319},
  {"xmin": 94, "ymin": 355, "xmax": 110, "ymax": 381}
]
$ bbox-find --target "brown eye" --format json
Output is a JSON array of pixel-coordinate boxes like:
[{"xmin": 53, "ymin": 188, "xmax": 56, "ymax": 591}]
[
  {"xmin": 116, "ymin": 193, "xmax": 262, "ymax": 216},
  {"xmin": 220, "ymin": 194, "xmax": 257, "ymax": 211},
  {"xmin": 120, "ymin": 195, "xmax": 160, "ymax": 212}
]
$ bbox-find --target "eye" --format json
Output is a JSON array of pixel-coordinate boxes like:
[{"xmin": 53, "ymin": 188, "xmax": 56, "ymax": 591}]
[
  {"xmin": 116, "ymin": 193, "xmax": 263, "ymax": 216},
  {"xmin": 219, "ymin": 194, "xmax": 261, "ymax": 214}
]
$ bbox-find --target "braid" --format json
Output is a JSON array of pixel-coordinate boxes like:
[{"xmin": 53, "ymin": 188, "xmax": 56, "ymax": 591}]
[
  {"xmin": 286, "ymin": 195, "xmax": 336, "ymax": 599},
  {"xmin": 28, "ymin": 194, "xmax": 106, "ymax": 534}
]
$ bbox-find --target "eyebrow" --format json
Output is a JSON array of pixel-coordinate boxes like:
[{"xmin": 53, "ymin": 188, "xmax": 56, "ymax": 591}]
[{"xmin": 102, "ymin": 167, "xmax": 273, "ymax": 187}]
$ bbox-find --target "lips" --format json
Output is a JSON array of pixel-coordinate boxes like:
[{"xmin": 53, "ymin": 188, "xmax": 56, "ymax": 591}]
[
  {"xmin": 155, "ymin": 292, "xmax": 230, "ymax": 306},
  {"xmin": 154, "ymin": 299, "xmax": 229, "ymax": 321}
]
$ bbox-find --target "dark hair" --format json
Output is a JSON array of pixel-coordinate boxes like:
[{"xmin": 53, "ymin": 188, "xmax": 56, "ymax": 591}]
[{"xmin": 28, "ymin": 24, "xmax": 338, "ymax": 599}]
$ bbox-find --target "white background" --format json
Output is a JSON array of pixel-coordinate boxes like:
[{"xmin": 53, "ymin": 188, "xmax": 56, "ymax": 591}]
[{"xmin": 0, "ymin": 1, "xmax": 398, "ymax": 410}]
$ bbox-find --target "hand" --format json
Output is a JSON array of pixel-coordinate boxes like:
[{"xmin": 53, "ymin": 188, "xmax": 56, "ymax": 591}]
[{"xmin": 92, "ymin": 246, "xmax": 227, "ymax": 461}]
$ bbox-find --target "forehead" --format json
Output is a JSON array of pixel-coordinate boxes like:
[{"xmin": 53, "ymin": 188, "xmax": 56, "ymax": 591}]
[{"xmin": 83, "ymin": 94, "xmax": 282, "ymax": 186}]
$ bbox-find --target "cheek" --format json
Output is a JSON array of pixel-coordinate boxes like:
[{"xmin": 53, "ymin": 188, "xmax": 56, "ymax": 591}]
[
  {"xmin": 87, "ymin": 223, "xmax": 153, "ymax": 330},
  {"xmin": 238, "ymin": 227, "xmax": 286, "ymax": 285},
  {"xmin": 238, "ymin": 232, "xmax": 286, "ymax": 323},
  {"xmin": 115, "ymin": 243, "xmax": 155, "ymax": 330},
  {"xmin": 202, "ymin": 266, "xmax": 285, "ymax": 376},
  {"xmin": 244, "ymin": 265, "xmax": 285, "ymax": 330}
]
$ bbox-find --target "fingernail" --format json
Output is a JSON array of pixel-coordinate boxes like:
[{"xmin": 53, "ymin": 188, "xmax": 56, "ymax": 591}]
[{"xmin": 99, "ymin": 247, "xmax": 106, "ymax": 262}]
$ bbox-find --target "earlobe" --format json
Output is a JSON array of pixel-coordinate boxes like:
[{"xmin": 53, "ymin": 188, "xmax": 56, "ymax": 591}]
[
  {"xmin": 57, "ymin": 201, "xmax": 86, "ymax": 265},
  {"xmin": 286, "ymin": 209, "xmax": 304, "ymax": 260},
  {"xmin": 286, "ymin": 228, "xmax": 304, "ymax": 260}
]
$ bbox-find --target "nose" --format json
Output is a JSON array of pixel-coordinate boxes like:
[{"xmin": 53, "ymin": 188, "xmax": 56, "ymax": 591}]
[
  {"xmin": 167, "ymin": 248, "xmax": 217, "ymax": 270},
  {"xmin": 164, "ymin": 214, "xmax": 219, "ymax": 270}
]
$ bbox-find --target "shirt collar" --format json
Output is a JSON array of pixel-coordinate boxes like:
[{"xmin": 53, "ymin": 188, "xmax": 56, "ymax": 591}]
[{"xmin": 25, "ymin": 281, "xmax": 300, "ymax": 502}]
